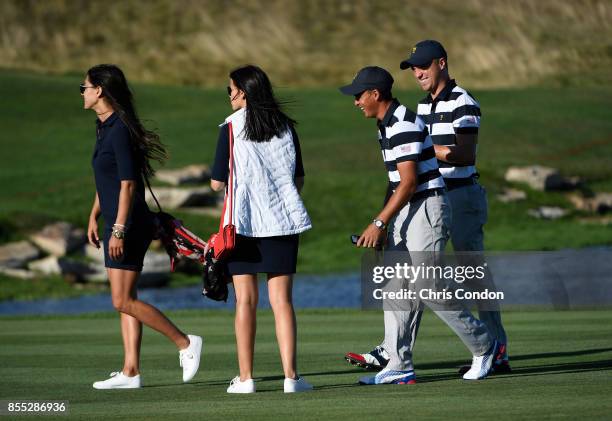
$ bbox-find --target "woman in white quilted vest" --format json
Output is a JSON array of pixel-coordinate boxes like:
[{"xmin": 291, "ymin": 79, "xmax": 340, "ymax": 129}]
[{"xmin": 210, "ymin": 65, "xmax": 313, "ymax": 394}]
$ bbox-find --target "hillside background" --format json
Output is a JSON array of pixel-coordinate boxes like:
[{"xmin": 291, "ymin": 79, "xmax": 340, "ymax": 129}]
[{"xmin": 1, "ymin": 0, "xmax": 611, "ymax": 88}]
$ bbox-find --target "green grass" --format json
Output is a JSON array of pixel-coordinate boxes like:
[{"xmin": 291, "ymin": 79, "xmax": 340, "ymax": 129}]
[
  {"xmin": 0, "ymin": 309, "xmax": 611, "ymax": 419},
  {"xmin": 1, "ymin": 69, "xmax": 612, "ymax": 297}
]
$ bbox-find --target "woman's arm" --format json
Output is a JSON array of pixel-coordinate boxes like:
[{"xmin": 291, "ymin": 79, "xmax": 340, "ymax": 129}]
[
  {"xmin": 107, "ymin": 180, "xmax": 135, "ymax": 260},
  {"xmin": 211, "ymin": 179, "xmax": 226, "ymax": 192},
  {"xmin": 115, "ymin": 180, "xmax": 136, "ymax": 227},
  {"xmin": 109, "ymin": 126, "xmax": 138, "ymax": 259},
  {"xmin": 90, "ymin": 192, "xmax": 101, "ymax": 221},
  {"xmin": 210, "ymin": 124, "xmax": 230, "ymax": 192},
  {"xmin": 87, "ymin": 192, "xmax": 102, "ymax": 248}
]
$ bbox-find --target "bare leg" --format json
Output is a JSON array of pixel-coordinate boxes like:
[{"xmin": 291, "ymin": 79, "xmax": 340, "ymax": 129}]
[
  {"xmin": 268, "ymin": 274, "xmax": 297, "ymax": 380},
  {"xmin": 117, "ymin": 276, "xmax": 142, "ymax": 376},
  {"xmin": 108, "ymin": 268, "xmax": 189, "ymax": 350},
  {"xmin": 233, "ymin": 274, "xmax": 258, "ymax": 381}
]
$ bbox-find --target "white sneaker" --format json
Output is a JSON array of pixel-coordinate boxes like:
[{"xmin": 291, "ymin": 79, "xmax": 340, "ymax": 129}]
[
  {"xmin": 227, "ymin": 376, "xmax": 256, "ymax": 393},
  {"xmin": 284, "ymin": 377, "xmax": 313, "ymax": 393},
  {"xmin": 179, "ymin": 334, "xmax": 203, "ymax": 382},
  {"xmin": 373, "ymin": 368, "xmax": 417, "ymax": 384},
  {"xmin": 92, "ymin": 371, "xmax": 141, "ymax": 389},
  {"xmin": 463, "ymin": 341, "xmax": 498, "ymax": 380}
]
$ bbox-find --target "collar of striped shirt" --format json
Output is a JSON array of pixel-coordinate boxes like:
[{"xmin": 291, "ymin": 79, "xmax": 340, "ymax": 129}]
[
  {"xmin": 423, "ymin": 79, "xmax": 457, "ymax": 104},
  {"xmin": 378, "ymin": 98, "xmax": 401, "ymax": 127}
]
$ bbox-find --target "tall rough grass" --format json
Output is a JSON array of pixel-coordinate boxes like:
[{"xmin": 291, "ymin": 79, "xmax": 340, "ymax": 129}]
[{"xmin": 1, "ymin": 0, "xmax": 610, "ymax": 88}]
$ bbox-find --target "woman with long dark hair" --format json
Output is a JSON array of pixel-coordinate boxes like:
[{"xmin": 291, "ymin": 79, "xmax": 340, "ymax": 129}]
[
  {"xmin": 210, "ymin": 65, "xmax": 312, "ymax": 393},
  {"xmin": 83, "ymin": 64, "xmax": 202, "ymax": 389}
]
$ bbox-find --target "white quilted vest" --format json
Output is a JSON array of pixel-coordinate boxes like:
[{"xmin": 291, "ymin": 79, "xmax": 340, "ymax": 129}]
[{"xmin": 221, "ymin": 107, "xmax": 312, "ymax": 237}]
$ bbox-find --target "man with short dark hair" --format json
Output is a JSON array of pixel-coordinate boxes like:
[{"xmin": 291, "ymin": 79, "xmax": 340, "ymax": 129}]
[{"xmin": 339, "ymin": 66, "xmax": 498, "ymax": 384}]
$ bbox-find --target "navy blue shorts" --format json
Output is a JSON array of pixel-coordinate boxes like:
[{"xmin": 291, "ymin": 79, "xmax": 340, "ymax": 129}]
[
  {"xmin": 103, "ymin": 223, "xmax": 153, "ymax": 272},
  {"xmin": 227, "ymin": 234, "xmax": 299, "ymax": 275}
]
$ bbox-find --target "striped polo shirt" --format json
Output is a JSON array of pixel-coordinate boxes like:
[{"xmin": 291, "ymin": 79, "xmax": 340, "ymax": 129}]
[
  {"xmin": 377, "ymin": 99, "xmax": 445, "ymax": 194},
  {"xmin": 416, "ymin": 79, "xmax": 480, "ymax": 180}
]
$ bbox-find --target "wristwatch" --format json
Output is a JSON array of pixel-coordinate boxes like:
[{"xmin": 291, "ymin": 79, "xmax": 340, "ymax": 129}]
[
  {"xmin": 372, "ymin": 219, "xmax": 386, "ymax": 230},
  {"xmin": 111, "ymin": 228, "xmax": 126, "ymax": 239}
]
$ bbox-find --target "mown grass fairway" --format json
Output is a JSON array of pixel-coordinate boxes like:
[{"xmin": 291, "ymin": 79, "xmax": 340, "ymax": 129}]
[{"xmin": 0, "ymin": 309, "xmax": 611, "ymax": 419}]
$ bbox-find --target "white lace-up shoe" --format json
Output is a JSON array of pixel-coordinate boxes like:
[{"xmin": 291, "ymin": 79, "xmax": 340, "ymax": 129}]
[
  {"xmin": 284, "ymin": 377, "xmax": 313, "ymax": 393},
  {"xmin": 93, "ymin": 371, "xmax": 141, "ymax": 389},
  {"xmin": 463, "ymin": 341, "xmax": 498, "ymax": 380},
  {"xmin": 179, "ymin": 334, "xmax": 203, "ymax": 382},
  {"xmin": 227, "ymin": 376, "xmax": 256, "ymax": 393}
]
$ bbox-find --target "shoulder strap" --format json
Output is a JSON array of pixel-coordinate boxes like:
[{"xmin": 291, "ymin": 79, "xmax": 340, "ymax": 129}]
[
  {"xmin": 219, "ymin": 122, "xmax": 234, "ymax": 229},
  {"xmin": 144, "ymin": 174, "xmax": 163, "ymax": 213}
]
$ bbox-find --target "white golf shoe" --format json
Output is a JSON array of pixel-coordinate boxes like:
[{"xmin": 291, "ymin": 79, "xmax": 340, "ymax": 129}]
[
  {"xmin": 179, "ymin": 334, "xmax": 203, "ymax": 382},
  {"xmin": 93, "ymin": 371, "xmax": 141, "ymax": 389},
  {"xmin": 227, "ymin": 376, "xmax": 256, "ymax": 393},
  {"xmin": 284, "ymin": 377, "xmax": 313, "ymax": 393},
  {"xmin": 463, "ymin": 341, "xmax": 498, "ymax": 380}
]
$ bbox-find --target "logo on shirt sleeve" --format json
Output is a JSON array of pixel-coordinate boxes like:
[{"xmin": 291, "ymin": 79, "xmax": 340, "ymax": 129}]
[{"xmin": 397, "ymin": 143, "xmax": 418, "ymax": 155}]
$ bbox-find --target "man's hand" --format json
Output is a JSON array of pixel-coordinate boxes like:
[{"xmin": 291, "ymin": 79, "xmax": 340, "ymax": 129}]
[
  {"xmin": 87, "ymin": 217, "xmax": 100, "ymax": 249},
  {"xmin": 356, "ymin": 224, "xmax": 387, "ymax": 248},
  {"xmin": 108, "ymin": 236, "xmax": 124, "ymax": 260}
]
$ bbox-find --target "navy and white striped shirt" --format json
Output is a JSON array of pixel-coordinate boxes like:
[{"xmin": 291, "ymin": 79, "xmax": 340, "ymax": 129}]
[
  {"xmin": 378, "ymin": 99, "xmax": 445, "ymax": 194},
  {"xmin": 417, "ymin": 80, "xmax": 480, "ymax": 179}
]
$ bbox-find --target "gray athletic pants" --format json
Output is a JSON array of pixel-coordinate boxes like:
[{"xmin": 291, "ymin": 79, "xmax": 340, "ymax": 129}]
[
  {"xmin": 383, "ymin": 192, "xmax": 493, "ymax": 372},
  {"xmin": 446, "ymin": 182, "xmax": 507, "ymax": 346}
]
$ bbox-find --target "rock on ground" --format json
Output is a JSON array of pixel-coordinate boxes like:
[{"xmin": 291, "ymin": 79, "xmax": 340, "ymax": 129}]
[
  {"xmin": 496, "ymin": 188, "xmax": 527, "ymax": 203},
  {"xmin": 527, "ymin": 206, "xmax": 568, "ymax": 220},
  {"xmin": 29, "ymin": 222, "xmax": 87, "ymax": 257},
  {"xmin": 505, "ymin": 166, "xmax": 580, "ymax": 191},
  {"xmin": 155, "ymin": 165, "xmax": 211, "ymax": 186},
  {"xmin": 0, "ymin": 241, "xmax": 40, "ymax": 269},
  {"xmin": 145, "ymin": 187, "xmax": 215, "ymax": 209},
  {"xmin": 568, "ymin": 192, "xmax": 612, "ymax": 214}
]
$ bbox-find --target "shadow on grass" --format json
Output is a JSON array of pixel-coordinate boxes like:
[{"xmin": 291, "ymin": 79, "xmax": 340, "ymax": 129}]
[
  {"xmin": 418, "ymin": 358, "xmax": 612, "ymax": 384},
  {"xmin": 490, "ymin": 359, "xmax": 612, "ymax": 379},
  {"xmin": 141, "ymin": 347, "xmax": 612, "ymax": 389},
  {"xmin": 318, "ymin": 347, "xmax": 612, "ymax": 387},
  {"xmin": 416, "ymin": 347, "xmax": 612, "ymax": 371}
]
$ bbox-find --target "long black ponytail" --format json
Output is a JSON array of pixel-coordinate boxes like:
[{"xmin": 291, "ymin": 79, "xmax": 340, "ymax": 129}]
[{"xmin": 87, "ymin": 64, "xmax": 167, "ymax": 178}]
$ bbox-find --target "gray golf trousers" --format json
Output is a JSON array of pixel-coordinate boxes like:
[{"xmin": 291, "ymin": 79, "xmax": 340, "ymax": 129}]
[
  {"xmin": 383, "ymin": 192, "xmax": 493, "ymax": 372},
  {"xmin": 446, "ymin": 182, "xmax": 507, "ymax": 346}
]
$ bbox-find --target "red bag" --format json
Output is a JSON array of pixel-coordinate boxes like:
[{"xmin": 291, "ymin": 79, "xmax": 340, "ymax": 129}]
[
  {"xmin": 208, "ymin": 122, "xmax": 236, "ymax": 260},
  {"xmin": 144, "ymin": 174, "xmax": 207, "ymax": 272},
  {"xmin": 154, "ymin": 211, "xmax": 207, "ymax": 271}
]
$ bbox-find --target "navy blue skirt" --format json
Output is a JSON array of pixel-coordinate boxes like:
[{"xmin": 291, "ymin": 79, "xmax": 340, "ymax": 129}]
[
  {"xmin": 103, "ymin": 223, "xmax": 153, "ymax": 272},
  {"xmin": 227, "ymin": 234, "xmax": 299, "ymax": 275}
]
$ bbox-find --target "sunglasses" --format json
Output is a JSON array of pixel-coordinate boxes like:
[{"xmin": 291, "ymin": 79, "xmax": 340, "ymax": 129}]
[
  {"xmin": 226, "ymin": 86, "xmax": 232, "ymax": 96},
  {"xmin": 354, "ymin": 90, "xmax": 371, "ymax": 101},
  {"xmin": 79, "ymin": 84, "xmax": 95, "ymax": 94}
]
